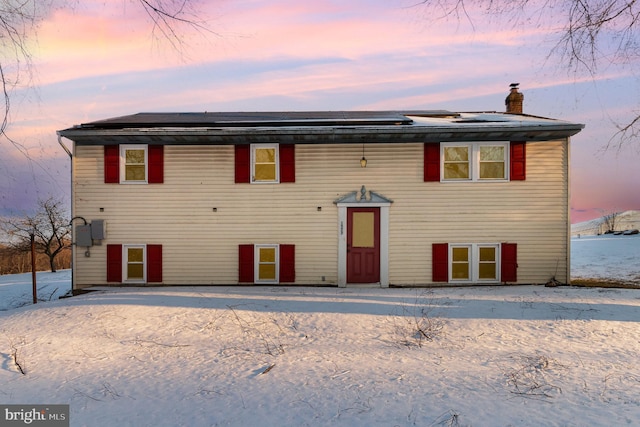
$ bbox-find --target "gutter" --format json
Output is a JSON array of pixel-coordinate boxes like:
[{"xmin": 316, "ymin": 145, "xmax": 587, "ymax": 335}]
[
  {"xmin": 57, "ymin": 131, "xmax": 75, "ymax": 292},
  {"xmin": 58, "ymin": 123, "xmax": 585, "ymax": 145},
  {"xmin": 56, "ymin": 131, "xmax": 72, "ymax": 157}
]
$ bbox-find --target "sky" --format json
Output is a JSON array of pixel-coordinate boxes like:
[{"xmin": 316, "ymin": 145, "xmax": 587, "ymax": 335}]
[{"xmin": 0, "ymin": 0, "xmax": 639, "ymax": 223}]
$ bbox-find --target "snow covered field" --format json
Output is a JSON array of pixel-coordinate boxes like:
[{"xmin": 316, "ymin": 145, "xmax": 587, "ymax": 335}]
[
  {"xmin": 0, "ymin": 239, "xmax": 639, "ymax": 427},
  {"xmin": 571, "ymin": 235, "xmax": 640, "ymax": 284}
]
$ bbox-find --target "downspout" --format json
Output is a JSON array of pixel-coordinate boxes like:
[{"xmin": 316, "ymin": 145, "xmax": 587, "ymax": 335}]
[
  {"xmin": 566, "ymin": 136, "xmax": 572, "ymax": 285},
  {"xmin": 57, "ymin": 132, "xmax": 76, "ymax": 293}
]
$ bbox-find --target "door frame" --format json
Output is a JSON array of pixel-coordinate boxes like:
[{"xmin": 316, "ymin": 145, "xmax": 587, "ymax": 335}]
[{"xmin": 335, "ymin": 187, "xmax": 391, "ymax": 287}]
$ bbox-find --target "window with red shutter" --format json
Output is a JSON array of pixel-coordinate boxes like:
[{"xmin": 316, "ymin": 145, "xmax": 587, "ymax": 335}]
[
  {"xmin": 235, "ymin": 145, "xmax": 251, "ymax": 183},
  {"xmin": 279, "ymin": 144, "xmax": 295, "ymax": 183},
  {"xmin": 106, "ymin": 244, "xmax": 123, "ymax": 282},
  {"xmin": 424, "ymin": 143, "xmax": 440, "ymax": 182},
  {"xmin": 147, "ymin": 244, "xmax": 163, "ymax": 282},
  {"xmin": 148, "ymin": 145, "xmax": 164, "ymax": 184},
  {"xmin": 501, "ymin": 243, "xmax": 518, "ymax": 283},
  {"xmin": 279, "ymin": 244, "xmax": 295, "ymax": 282},
  {"xmin": 238, "ymin": 244, "xmax": 255, "ymax": 282},
  {"xmin": 104, "ymin": 145, "xmax": 120, "ymax": 183},
  {"xmin": 510, "ymin": 142, "xmax": 526, "ymax": 180},
  {"xmin": 432, "ymin": 243, "xmax": 449, "ymax": 282}
]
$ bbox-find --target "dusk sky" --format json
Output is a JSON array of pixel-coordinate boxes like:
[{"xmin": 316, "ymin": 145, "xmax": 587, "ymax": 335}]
[{"xmin": 0, "ymin": 0, "xmax": 638, "ymax": 223}]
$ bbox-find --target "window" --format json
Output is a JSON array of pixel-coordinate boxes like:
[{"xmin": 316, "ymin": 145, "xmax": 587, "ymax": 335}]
[
  {"xmin": 121, "ymin": 145, "xmax": 147, "ymax": 183},
  {"xmin": 106, "ymin": 244, "xmax": 163, "ymax": 283},
  {"xmin": 256, "ymin": 244, "xmax": 279, "ymax": 283},
  {"xmin": 104, "ymin": 145, "xmax": 164, "ymax": 184},
  {"xmin": 429, "ymin": 142, "xmax": 512, "ymax": 182},
  {"xmin": 235, "ymin": 144, "xmax": 295, "ymax": 183},
  {"xmin": 442, "ymin": 142, "xmax": 508, "ymax": 181},
  {"xmin": 479, "ymin": 145, "xmax": 506, "ymax": 179},
  {"xmin": 238, "ymin": 244, "xmax": 295, "ymax": 283},
  {"xmin": 252, "ymin": 144, "xmax": 278, "ymax": 183},
  {"xmin": 443, "ymin": 146, "xmax": 470, "ymax": 180},
  {"xmin": 432, "ymin": 243, "xmax": 517, "ymax": 283},
  {"xmin": 449, "ymin": 244, "xmax": 500, "ymax": 283},
  {"xmin": 124, "ymin": 245, "xmax": 146, "ymax": 282},
  {"xmin": 451, "ymin": 245, "xmax": 471, "ymax": 280}
]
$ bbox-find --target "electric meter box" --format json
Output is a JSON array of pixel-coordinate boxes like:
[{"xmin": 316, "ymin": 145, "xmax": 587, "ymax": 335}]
[
  {"xmin": 91, "ymin": 219, "xmax": 106, "ymax": 240},
  {"xmin": 76, "ymin": 225, "xmax": 93, "ymax": 247}
]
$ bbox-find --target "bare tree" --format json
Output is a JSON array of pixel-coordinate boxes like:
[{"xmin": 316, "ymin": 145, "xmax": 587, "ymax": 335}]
[
  {"xmin": 0, "ymin": 197, "xmax": 71, "ymax": 272},
  {"xmin": 415, "ymin": 0, "xmax": 640, "ymax": 148},
  {"xmin": 601, "ymin": 210, "xmax": 620, "ymax": 233},
  {"xmin": 0, "ymin": 0, "xmax": 212, "ymax": 144}
]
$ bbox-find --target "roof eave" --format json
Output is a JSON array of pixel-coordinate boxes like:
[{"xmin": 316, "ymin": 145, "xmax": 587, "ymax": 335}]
[{"xmin": 59, "ymin": 124, "xmax": 584, "ymax": 145}]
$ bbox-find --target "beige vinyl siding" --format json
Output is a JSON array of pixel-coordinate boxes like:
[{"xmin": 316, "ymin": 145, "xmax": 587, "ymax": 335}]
[{"xmin": 72, "ymin": 140, "xmax": 568, "ymax": 287}]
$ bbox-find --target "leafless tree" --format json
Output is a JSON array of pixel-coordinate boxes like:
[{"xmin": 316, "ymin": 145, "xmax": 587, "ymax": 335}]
[
  {"xmin": 0, "ymin": 197, "xmax": 71, "ymax": 272},
  {"xmin": 415, "ymin": 0, "xmax": 640, "ymax": 149},
  {"xmin": 0, "ymin": 0, "xmax": 212, "ymax": 145},
  {"xmin": 601, "ymin": 210, "xmax": 620, "ymax": 233}
]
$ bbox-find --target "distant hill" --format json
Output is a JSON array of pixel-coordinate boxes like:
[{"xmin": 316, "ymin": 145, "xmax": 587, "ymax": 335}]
[{"xmin": 572, "ymin": 210, "xmax": 640, "ymax": 236}]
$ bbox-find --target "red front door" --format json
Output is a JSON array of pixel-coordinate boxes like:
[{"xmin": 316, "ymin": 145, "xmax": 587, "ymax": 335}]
[{"xmin": 347, "ymin": 207, "xmax": 380, "ymax": 283}]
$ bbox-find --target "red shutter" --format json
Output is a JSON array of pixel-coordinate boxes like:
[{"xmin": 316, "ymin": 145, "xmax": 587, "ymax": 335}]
[
  {"xmin": 148, "ymin": 145, "xmax": 164, "ymax": 184},
  {"xmin": 279, "ymin": 144, "xmax": 296, "ymax": 183},
  {"xmin": 279, "ymin": 244, "xmax": 295, "ymax": 282},
  {"xmin": 235, "ymin": 145, "xmax": 251, "ymax": 183},
  {"xmin": 432, "ymin": 243, "xmax": 449, "ymax": 282},
  {"xmin": 510, "ymin": 141, "xmax": 526, "ymax": 181},
  {"xmin": 147, "ymin": 244, "xmax": 163, "ymax": 282},
  {"xmin": 104, "ymin": 145, "xmax": 120, "ymax": 183},
  {"xmin": 424, "ymin": 143, "xmax": 440, "ymax": 182},
  {"xmin": 106, "ymin": 244, "xmax": 122, "ymax": 282},
  {"xmin": 238, "ymin": 244, "xmax": 254, "ymax": 283},
  {"xmin": 501, "ymin": 243, "xmax": 518, "ymax": 283}
]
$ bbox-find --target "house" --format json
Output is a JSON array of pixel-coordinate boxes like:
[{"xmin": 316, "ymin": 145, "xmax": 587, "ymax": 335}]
[{"xmin": 57, "ymin": 86, "xmax": 584, "ymax": 291}]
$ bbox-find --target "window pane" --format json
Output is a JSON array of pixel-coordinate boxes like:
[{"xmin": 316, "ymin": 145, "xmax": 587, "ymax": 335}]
[
  {"xmin": 479, "ymin": 162, "xmax": 505, "ymax": 179},
  {"xmin": 125, "ymin": 149, "xmax": 145, "ymax": 164},
  {"xmin": 128, "ymin": 248, "xmax": 144, "ymax": 262},
  {"xmin": 125, "ymin": 165, "xmax": 146, "ymax": 181},
  {"xmin": 479, "ymin": 263, "xmax": 496, "ymax": 280},
  {"xmin": 444, "ymin": 147, "xmax": 469, "ymax": 161},
  {"xmin": 479, "ymin": 247, "xmax": 496, "ymax": 262},
  {"xmin": 352, "ymin": 212, "xmax": 374, "ymax": 248},
  {"xmin": 255, "ymin": 148, "xmax": 275, "ymax": 163},
  {"xmin": 127, "ymin": 264, "xmax": 144, "ymax": 279},
  {"xmin": 259, "ymin": 247, "xmax": 276, "ymax": 263},
  {"xmin": 452, "ymin": 263, "xmax": 469, "ymax": 279},
  {"xmin": 480, "ymin": 146, "xmax": 504, "ymax": 161},
  {"xmin": 444, "ymin": 163, "xmax": 469, "ymax": 179},
  {"xmin": 259, "ymin": 264, "xmax": 276, "ymax": 280},
  {"xmin": 452, "ymin": 247, "xmax": 469, "ymax": 262},
  {"xmin": 479, "ymin": 146, "xmax": 505, "ymax": 179},
  {"xmin": 255, "ymin": 164, "xmax": 276, "ymax": 181}
]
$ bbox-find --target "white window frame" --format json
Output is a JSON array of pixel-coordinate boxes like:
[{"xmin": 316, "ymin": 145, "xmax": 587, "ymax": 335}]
[
  {"xmin": 449, "ymin": 243, "xmax": 501, "ymax": 283},
  {"xmin": 441, "ymin": 142, "xmax": 509, "ymax": 182},
  {"xmin": 254, "ymin": 244, "xmax": 279, "ymax": 284},
  {"xmin": 123, "ymin": 244, "xmax": 146, "ymax": 283},
  {"xmin": 251, "ymin": 143, "xmax": 280, "ymax": 184},
  {"xmin": 120, "ymin": 144, "xmax": 148, "ymax": 184}
]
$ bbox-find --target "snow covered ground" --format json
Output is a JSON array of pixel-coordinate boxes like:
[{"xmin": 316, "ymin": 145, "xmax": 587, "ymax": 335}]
[
  {"xmin": 0, "ymin": 239, "xmax": 638, "ymax": 427},
  {"xmin": 571, "ymin": 234, "xmax": 640, "ymax": 284}
]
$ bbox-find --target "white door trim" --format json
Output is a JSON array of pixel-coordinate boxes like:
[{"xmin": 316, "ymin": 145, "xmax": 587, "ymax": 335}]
[{"xmin": 335, "ymin": 187, "xmax": 392, "ymax": 287}]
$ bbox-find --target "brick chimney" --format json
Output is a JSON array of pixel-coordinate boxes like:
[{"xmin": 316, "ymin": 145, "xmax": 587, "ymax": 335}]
[{"xmin": 505, "ymin": 83, "xmax": 523, "ymax": 114}]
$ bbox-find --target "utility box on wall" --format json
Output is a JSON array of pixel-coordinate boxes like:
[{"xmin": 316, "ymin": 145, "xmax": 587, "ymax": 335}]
[
  {"xmin": 75, "ymin": 225, "xmax": 93, "ymax": 247},
  {"xmin": 91, "ymin": 219, "xmax": 106, "ymax": 240}
]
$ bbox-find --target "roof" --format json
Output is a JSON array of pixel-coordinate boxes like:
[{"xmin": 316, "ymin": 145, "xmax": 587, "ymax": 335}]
[{"xmin": 57, "ymin": 110, "xmax": 584, "ymax": 145}]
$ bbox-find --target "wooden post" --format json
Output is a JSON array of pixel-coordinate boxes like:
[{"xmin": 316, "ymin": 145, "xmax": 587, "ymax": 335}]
[{"xmin": 31, "ymin": 233, "xmax": 37, "ymax": 304}]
